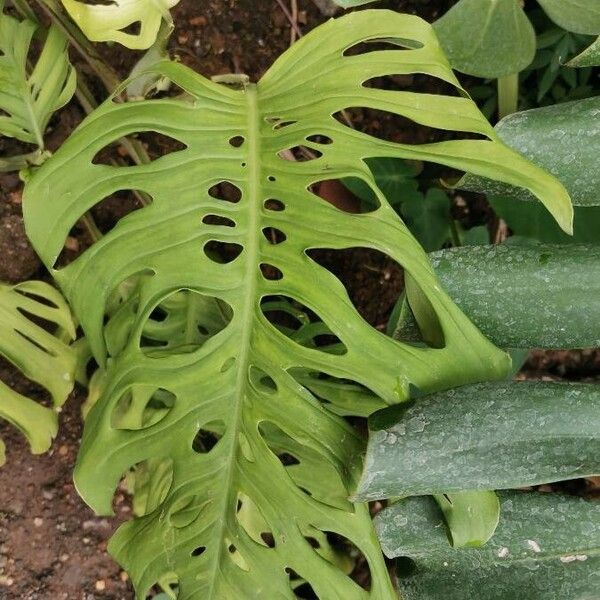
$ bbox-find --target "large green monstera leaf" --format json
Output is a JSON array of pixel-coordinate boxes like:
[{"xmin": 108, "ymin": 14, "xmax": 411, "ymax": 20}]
[
  {"xmin": 0, "ymin": 281, "xmax": 76, "ymax": 465},
  {"xmin": 24, "ymin": 11, "xmax": 571, "ymax": 599}
]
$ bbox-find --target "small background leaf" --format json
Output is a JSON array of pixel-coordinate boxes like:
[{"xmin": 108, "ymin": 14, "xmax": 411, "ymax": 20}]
[
  {"xmin": 0, "ymin": 12, "xmax": 76, "ymax": 148},
  {"xmin": 433, "ymin": 0, "xmax": 536, "ymax": 78},
  {"xmin": 434, "ymin": 491, "xmax": 500, "ymax": 548},
  {"xmin": 538, "ymin": 0, "xmax": 600, "ymax": 35}
]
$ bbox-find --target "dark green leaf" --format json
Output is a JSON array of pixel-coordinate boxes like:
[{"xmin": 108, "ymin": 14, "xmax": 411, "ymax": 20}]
[
  {"xmin": 400, "ymin": 189, "xmax": 451, "ymax": 252},
  {"xmin": 400, "ymin": 244, "xmax": 600, "ymax": 349},
  {"xmin": 434, "ymin": 0, "xmax": 535, "ymax": 78},
  {"xmin": 343, "ymin": 158, "xmax": 421, "ymax": 208},
  {"xmin": 376, "ymin": 491, "xmax": 600, "ymax": 600},
  {"xmin": 355, "ymin": 381, "xmax": 600, "ymax": 500},
  {"xmin": 538, "ymin": 0, "xmax": 600, "ymax": 35},
  {"xmin": 490, "ymin": 195, "xmax": 600, "ymax": 243},
  {"xmin": 461, "ymin": 97, "xmax": 600, "ymax": 207},
  {"xmin": 459, "ymin": 225, "xmax": 489, "ymax": 246}
]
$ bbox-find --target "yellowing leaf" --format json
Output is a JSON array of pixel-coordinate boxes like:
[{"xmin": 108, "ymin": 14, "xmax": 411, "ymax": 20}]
[{"xmin": 60, "ymin": 0, "xmax": 180, "ymax": 49}]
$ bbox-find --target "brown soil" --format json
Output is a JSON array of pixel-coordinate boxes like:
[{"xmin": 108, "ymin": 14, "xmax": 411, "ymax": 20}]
[{"xmin": 1, "ymin": 0, "xmax": 599, "ymax": 599}]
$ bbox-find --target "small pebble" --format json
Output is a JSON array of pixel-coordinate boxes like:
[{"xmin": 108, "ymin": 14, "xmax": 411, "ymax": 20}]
[
  {"xmin": 33, "ymin": 517, "xmax": 44, "ymax": 527},
  {"xmin": 95, "ymin": 579, "xmax": 106, "ymax": 591}
]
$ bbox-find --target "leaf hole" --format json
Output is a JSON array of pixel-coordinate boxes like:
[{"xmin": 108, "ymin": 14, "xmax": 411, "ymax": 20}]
[
  {"xmin": 306, "ymin": 134, "xmax": 333, "ymax": 145},
  {"xmin": 260, "ymin": 532, "xmax": 276, "ymax": 548},
  {"xmin": 343, "ymin": 37, "xmax": 424, "ymax": 57},
  {"xmin": 111, "ymin": 387, "xmax": 176, "ymax": 431},
  {"xmin": 310, "ymin": 179, "xmax": 372, "ymax": 214},
  {"xmin": 192, "ymin": 419, "xmax": 225, "ymax": 453},
  {"xmin": 52, "ymin": 189, "xmax": 153, "ymax": 268},
  {"xmin": 262, "ymin": 227, "xmax": 287, "ymax": 244},
  {"xmin": 307, "ymin": 247, "xmax": 403, "ymax": 328},
  {"xmin": 260, "ymin": 263, "xmax": 284, "ymax": 281},
  {"xmin": 208, "ymin": 181, "xmax": 242, "ymax": 203},
  {"xmin": 266, "ymin": 117, "xmax": 297, "ymax": 130},
  {"xmin": 125, "ymin": 458, "xmax": 174, "ymax": 516},
  {"xmin": 363, "ymin": 73, "xmax": 462, "ymax": 97},
  {"xmin": 191, "ymin": 546, "xmax": 206, "ymax": 557},
  {"xmin": 229, "ymin": 135, "xmax": 245, "ymax": 147},
  {"xmin": 278, "ymin": 146, "xmax": 323, "ymax": 162},
  {"xmin": 260, "ymin": 295, "xmax": 347, "ymax": 354},
  {"xmin": 305, "ymin": 536, "xmax": 320, "ymax": 549},
  {"xmin": 119, "ymin": 20, "xmax": 141, "ymax": 36},
  {"xmin": 264, "ymin": 198, "xmax": 285, "ymax": 212},
  {"xmin": 249, "ymin": 366, "xmax": 278, "ymax": 395},
  {"xmin": 204, "ymin": 241, "xmax": 243, "ymax": 263},
  {"xmin": 268, "ymin": 175, "xmax": 277, "ymax": 182},
  {"xmin": 325, "ymin": 531, "xmax": 372, "ymax": 591},
  {"xmin": 293, "ymin": 582, "xmax": 319, "ymax": 599},
  {"xmin": 91, "ymin": 132, "xmax": 186, "ymax": 165},
  {"xmin": 202, "ymin": 214, "xmax": 236, "ymax": 227},
  {"xmin": 278, "ymin": 453, "xmax": 300, "ymax": 466},
  {"xmin": 140, "ymin": 290, "xmax": 232, "ymax": 356}
]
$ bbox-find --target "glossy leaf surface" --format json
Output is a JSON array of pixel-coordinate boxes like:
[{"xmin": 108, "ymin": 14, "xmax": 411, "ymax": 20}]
[
  {"xmin": 24, "ymin": 11, "xmax": 573, "ymax": 599},
  {"xmin": 376, "ymin": 491, "xmax": 600, "ymax": 599},
  {"xmin": 355, "ymin": 381, "xmax": 600, "ymax": 500},
  {"xmin": 414, "ymin": 244, "xmax": 600, "ymax": 349},
  {"xmin": 460, "ymin": 97, "xmax": 600, "ymax": 207}
]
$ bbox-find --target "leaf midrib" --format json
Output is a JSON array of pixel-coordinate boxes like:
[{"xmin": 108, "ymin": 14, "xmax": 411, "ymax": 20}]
[{"xmin": 205, "ymin": 83, "xmax": 261, "ymax": 598}]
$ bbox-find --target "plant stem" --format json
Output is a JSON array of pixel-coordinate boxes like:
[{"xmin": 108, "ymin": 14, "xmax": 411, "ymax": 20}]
[
  {"xmin": 10, "ymin": 0, "xmax": 38, "ymax": 22},
  {"xmin": 497, "ymin": 73, "xmax": 519, "ymax": 119},
  {"xmin": 450, "ymin": 218, "xmax": 462, "ymax": 247},
  {"xmin": 34, "ymin": 0, "xmax": 121, "ymax": 91}
]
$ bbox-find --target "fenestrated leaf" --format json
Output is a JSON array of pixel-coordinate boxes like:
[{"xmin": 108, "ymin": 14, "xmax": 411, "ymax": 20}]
[
  {"xmin": 0, "ymin": 281, "xmax": 77, "ymax": 465},
  {"xmin": 402, "ymin": 244, "xmax": 600, "ymax": 349},
  {"xmin": 433, "ymin": 0, "xmax": 536, "ymax": 78},
  {"xmin": 0, "ymin": 10, "xmax": 76, "ymax": 148},
  {"xmin": 460, "ymin": 97, "xmax": 600, "ymax": 207},
  {"xmin": 355, "ymin": 381, "xmax": 600, "ymax": 501},
  {"xmin": 60, "ymin": 0, "xmax": 180, "ymax": 49},
  {"xmin": 24, "ymin": 11, "xmax": 573, "ymax": 599},
  {"xmin": 568, "ymin": 35, "xmax": 600, "ymax": 66},
  {"xmin": 538, "ymin": 0, "xmax": 600, "ymax": 35},
  {"xmin": 376, "ymin": 491, "xmax": 600, "ymax": 600}
]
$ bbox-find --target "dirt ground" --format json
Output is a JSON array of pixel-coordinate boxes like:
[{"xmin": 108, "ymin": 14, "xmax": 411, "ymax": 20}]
[{"xmin": 0, "ymin": 0, "xmax": 598, "ymax": 598}]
